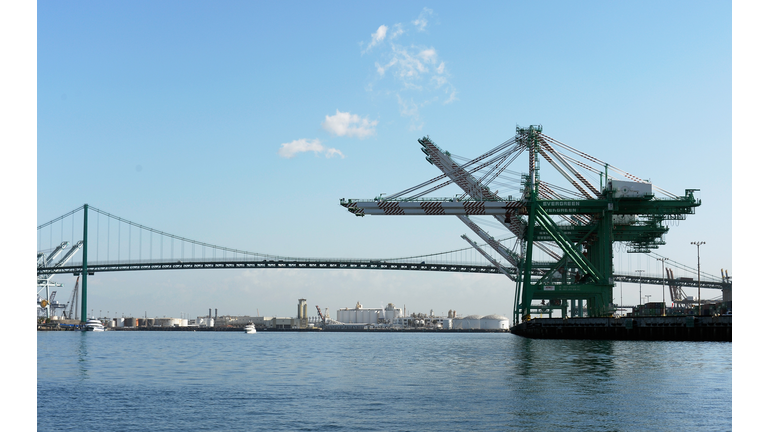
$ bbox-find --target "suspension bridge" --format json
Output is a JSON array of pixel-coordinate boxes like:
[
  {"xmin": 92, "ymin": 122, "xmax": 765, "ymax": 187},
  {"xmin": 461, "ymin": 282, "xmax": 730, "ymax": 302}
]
[
  {"xmin": 36, "ymin": 204, "xmax": 726, "ymax": 285},
  {"xmin": 37, "ymin": 126, "xmax": 731, "ymax": 323},
  {"xmin": 37, "ymin": 203, "xmax": 728, "ymax": 321}
]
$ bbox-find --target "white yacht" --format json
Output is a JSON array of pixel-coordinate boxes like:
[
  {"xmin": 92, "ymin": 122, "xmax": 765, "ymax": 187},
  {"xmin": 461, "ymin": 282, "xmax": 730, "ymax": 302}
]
[
  {"xmin": 244, "ymin": 322, "xmax": 257, "ymax": 334},
  {"xmin": 84, "ymin": 318, "xmax": 106, "ymax": 332}
]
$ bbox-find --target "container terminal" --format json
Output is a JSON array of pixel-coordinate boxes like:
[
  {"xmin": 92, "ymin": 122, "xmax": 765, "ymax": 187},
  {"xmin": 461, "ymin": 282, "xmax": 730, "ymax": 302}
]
[
  {"xmin": 38, "ymin": 295, "xmax": 732, "ymax": 340},
  {"xmin": 38, "ymin": 294, "xmax": 731, "ymax": 341}
]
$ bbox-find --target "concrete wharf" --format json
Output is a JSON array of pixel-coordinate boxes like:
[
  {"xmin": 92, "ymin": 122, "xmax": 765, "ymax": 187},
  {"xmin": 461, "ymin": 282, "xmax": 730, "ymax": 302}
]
[{"xmin": 510, "ymin": 316, "xmax": 731, "ymax": 341}]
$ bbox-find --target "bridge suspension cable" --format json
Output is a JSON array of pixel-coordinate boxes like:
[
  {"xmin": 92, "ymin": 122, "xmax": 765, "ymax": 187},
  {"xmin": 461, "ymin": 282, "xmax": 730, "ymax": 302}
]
[{"xmin": 36, "ymin": 204, "xmax": 723, "ymax": 286}]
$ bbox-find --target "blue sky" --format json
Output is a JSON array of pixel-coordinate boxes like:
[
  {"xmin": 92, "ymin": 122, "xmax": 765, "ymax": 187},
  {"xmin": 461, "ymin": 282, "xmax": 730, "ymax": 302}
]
[
  {"xmin": 12, "ymin": 2, "xmax": 768, "ymax": 425},
  {"xmin": 28, "ymin": 1, "xmax": 735, "ymax": 320}
]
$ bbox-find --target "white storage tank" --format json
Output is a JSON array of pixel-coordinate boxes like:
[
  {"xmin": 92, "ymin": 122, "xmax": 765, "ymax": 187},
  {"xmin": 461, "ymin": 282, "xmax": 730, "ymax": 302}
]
[
  {"xmin": 452, "ymin": 317, "xmax": 464, "ymax": 329},
  {"xmin": 464, "ymin": 315, "xmax": 482, "ymax": 329},
  {"xmin": 481, "ymin": 314, "xmax": 510, "ymax": 330},
  {"xmin": 442, "ymin": 318, "xmax": 453, "ymax": 330},
  {"xmin": 156, "ymin": 318, "xmax": 174, "ymax": 327},
  {"xmin": 197, "ymin": 317, "xmax": 215, "ymax": 327}
]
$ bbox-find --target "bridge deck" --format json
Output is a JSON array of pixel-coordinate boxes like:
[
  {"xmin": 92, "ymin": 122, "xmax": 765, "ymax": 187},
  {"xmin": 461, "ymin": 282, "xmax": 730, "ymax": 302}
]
[{"xmin": 39, "ymin": 259, "xmax": 728, "ymax": 289}]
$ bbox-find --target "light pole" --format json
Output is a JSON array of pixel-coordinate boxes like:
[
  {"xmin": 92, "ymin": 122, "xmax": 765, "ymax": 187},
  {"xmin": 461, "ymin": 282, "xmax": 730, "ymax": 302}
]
[
  {"xmin": 657, "ymin": 257, "xmax": 669, "ymax": 316},
  {"xmin": 691, "ymin": 242, "xmax": 705, "ymax": 314},
  {"xmin": 635, "ymin": 269, "xmax": 645, "ymax": 305},
  {"xmin": 620, "ymin": 282, "xmax": 623, "ymax": 315}
]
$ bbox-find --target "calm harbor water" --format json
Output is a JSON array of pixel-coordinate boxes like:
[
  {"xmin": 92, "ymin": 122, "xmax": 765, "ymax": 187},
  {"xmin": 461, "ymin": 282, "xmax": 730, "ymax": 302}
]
[{"xmin": 37, "ymin": 331, "xmax": 731, "ymax": 431}]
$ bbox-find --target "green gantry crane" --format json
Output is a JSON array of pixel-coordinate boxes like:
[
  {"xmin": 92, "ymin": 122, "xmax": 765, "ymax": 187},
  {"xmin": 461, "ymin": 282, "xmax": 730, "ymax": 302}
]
[{"xmin": 340, "ymin": 126, "xmax": 700, "ymax": 324}]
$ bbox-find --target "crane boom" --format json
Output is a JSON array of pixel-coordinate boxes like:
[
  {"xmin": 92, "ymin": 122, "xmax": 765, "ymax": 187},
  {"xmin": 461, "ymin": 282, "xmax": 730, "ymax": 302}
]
[
  {"xmin": 457, "ymin": 215, "xmax": 521, "ymax": 268},
  {"xmin": 38, "ymin": 241, "xmax": 83, "ymax": 285},
  {"xmin": 66, "ymin": 276, "xmax": 80, "ymax": 320},
  {"xmin": 461, "ymin": 235, "xmax": 517, "ymax": 282},
  {"xmin": 41, "ymin": 241, "xmax": 69, "ymax": 268},
  {"xmin": 315, "ymin": 305, "xmax": 326, "ymax": 326}
]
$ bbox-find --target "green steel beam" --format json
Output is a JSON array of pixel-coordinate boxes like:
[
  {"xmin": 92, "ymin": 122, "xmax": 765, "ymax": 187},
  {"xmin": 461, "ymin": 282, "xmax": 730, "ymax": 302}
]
[{"xmin": 534, "ymin": 208, "xmax": 603, "ymax": 282}]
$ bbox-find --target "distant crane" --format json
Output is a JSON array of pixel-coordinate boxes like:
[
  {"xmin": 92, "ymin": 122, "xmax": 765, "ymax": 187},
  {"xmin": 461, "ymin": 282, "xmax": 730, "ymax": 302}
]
[
  {"xmin": 47, "ymin": 291, "xmax": 68, "ymax": 317},
  {"xmin": 666, "ymin": 268, "xmax": 695, "ymax": 307},
  {"xmin": 315, "ymin": 305, "xmax": 326, "ymax": 326},
  {"xmin": 720, "ymin": 269, "xmax": 732, "ymax": 303},
  {"xmin": 721, "ymin": 269, "xmax": 731, "ymax": 284},
  {"xmin": 65, "ymin": 276, "xmax": 80, "ymax": 321},
  {"xmin": 37, "ymin": 240, "xmax": 84, "ymax": 318}
]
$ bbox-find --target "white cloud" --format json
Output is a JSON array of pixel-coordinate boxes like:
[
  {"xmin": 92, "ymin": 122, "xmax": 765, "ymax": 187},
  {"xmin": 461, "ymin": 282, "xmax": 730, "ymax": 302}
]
[
  {"xmin": 278, "ymin": 138, "xmax": 344, "ymax": 159},
  {"xmin": 363, "ymin": 25, "xmax": 388, "ymax": 53},
  {"xmin": 322, "ymin": 110, "xmax": 377, "ymax": 139},
  {"xmin": 397, "ymin": 95, "xmax": 424, "ymax": 131},
  {"xmin": 375, "ymin": 45, "xmax": 434, "ymax": 81},
  {"xmin": 390, "ymin": 23, "xmax": 404, "ymax": 40},
  {"xmin": 418, "ymin": 48, "xmax": 437, "ymax": 64},
  {"xmin": 412, "ymin": 7, "xmax": 433, "ymax": 31},
  {"xmin": 324, "ymin": 148, "xmax": 345, "ymax": 158},
  {"xmin": 361, "ymin": 8, "xmax": 455, "ymax": 129},
  {"xmin": 443, "ymin": 87, "xmax": 458, "ymax": 105}
]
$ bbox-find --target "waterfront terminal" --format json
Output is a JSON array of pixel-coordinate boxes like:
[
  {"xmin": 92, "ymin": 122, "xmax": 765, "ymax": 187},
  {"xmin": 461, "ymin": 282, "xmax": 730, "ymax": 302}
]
[
  {"xmin": 38, "ymin": 298, "xmax": 731, "ymax": 341},
  {"xmin": 37, "ymin": 300, "xmax": 511, "ymax": 333}
]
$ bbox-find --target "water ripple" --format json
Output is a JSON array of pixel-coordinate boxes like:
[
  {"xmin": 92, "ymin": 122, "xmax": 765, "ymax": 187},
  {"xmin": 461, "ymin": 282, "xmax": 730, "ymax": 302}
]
[{"xmin": 38, "ymin": 332, "xmax": 731, "ymax": 431}]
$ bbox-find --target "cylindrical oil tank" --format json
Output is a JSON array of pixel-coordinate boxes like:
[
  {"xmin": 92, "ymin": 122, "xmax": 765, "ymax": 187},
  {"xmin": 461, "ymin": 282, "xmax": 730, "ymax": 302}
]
[
  {"xmin": 452, "ymin": 317, "xmax": 464, "ymax": 329},
  {"xmin": 480, "ymin": 314, "xmax": 510, "ymax": 330},
  {"xmin": 464, "ymin": 315, "xmax": 482, "ymax": 329},
  {"xmin": 442, "ymin": 318, "xmax": 453, "ymax": 330}
]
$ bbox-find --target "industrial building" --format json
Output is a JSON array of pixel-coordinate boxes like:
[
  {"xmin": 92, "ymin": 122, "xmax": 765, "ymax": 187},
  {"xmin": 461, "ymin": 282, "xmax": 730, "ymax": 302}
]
[
  {"xmin": 330, "ymin": 301, "xmax": 510, "ymax": 331},
  {"xmin": 336, "ymin": 302, "xmax": 403, "ymax": 325}
]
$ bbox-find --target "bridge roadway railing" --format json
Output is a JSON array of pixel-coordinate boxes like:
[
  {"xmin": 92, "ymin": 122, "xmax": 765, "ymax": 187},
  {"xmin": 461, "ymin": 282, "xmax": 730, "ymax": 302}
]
[
  {"xmin": 42, "ymin": 258, "xmax": 502, "ymax": 275},
  {"xmin": 39, "ymin": 258, "xmax": 728, "ymax": 290}
]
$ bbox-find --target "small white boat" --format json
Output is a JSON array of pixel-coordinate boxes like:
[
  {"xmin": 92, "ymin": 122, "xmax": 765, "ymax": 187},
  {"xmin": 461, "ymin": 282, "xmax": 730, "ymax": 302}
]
[
  {"xmin": 244, "ymin": 322, "xmax": 257, "ymax": 334},
  {"xmin": 84, "ymin": 318, "xmax": 106, "ymax": 332}
]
